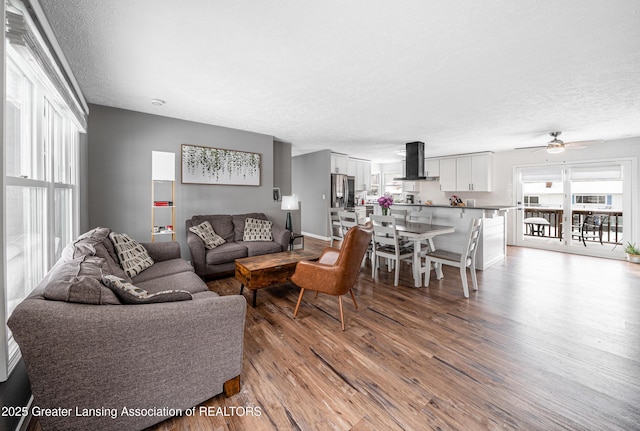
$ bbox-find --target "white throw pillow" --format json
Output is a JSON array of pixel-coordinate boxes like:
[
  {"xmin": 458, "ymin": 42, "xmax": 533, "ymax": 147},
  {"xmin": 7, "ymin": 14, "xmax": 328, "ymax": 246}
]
[
  {"xmin": 188, "ymin": 221, "xmax": 226, "ymax": 249},
  {"xmin": 243, "ymin": 218, "xmax": 273, "ymax": 242},
  {"xmin": 108, "ymin": 232, "xmax": 154, "ymax": 278}
]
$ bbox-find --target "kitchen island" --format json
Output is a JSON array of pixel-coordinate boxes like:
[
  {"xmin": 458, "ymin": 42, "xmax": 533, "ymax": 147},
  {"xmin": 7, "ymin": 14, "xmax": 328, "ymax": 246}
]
[{"xmin": 380, "ymin": 204, "xmax": 515, "ymax": 270}]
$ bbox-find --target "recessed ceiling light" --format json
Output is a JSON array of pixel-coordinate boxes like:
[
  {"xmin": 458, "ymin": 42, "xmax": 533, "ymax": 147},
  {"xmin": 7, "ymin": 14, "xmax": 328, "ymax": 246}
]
[{"xmin": 151, "ymin": 99, "xmax": 165, "ymax": 106}]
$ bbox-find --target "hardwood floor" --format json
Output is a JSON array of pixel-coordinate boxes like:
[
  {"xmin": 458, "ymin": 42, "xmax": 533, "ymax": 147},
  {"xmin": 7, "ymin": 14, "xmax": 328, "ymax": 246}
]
[
  {"xmin": 29, "ymin": 238, "xmax": 640, "ymax": 430},
  {"xmin": 142, "ymin": 239, "xmax": 640, "ymax": 431}
]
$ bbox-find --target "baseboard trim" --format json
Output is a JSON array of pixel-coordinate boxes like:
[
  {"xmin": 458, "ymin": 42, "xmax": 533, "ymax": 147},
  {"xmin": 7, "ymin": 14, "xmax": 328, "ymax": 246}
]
[{"xmin": 301, "ymin": 231, "xmax": 330, "ymax": 241}]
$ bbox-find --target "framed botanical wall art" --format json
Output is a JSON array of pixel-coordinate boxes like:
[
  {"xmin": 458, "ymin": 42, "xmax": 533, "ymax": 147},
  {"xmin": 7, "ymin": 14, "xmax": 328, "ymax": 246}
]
[{"xmin": 181, "ymin": 144, "xmax": 261, "ymax": 186}]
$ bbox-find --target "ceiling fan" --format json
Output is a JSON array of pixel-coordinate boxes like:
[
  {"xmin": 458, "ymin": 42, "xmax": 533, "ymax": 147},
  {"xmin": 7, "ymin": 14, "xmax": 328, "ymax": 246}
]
[{"xmin": 517, "ymin": 131, "xmax": 595, "ymax": 154}]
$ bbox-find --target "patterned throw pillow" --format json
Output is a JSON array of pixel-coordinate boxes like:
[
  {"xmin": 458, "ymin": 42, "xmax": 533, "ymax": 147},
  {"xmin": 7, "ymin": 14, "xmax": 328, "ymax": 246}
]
[
  {"xmin": 109, "ymin": 232, "xmax": 154, "ymax": 278},
  {"xmin": 243, "ymin": 217, "xmax": 273, "ymax": 242},
  {"xmin": 101, "ymin": 275, "xmax": 192, "ymax": 304},
  {"xmin": 189, "ymin": 221, "xmax": 226, "ymax": 249}
]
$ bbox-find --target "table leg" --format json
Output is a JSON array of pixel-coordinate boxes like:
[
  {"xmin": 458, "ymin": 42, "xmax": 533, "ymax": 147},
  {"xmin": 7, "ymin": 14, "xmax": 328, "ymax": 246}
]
[{"xmin": 239, "ymin": 284, "xmax": 244, "ymax": 294}]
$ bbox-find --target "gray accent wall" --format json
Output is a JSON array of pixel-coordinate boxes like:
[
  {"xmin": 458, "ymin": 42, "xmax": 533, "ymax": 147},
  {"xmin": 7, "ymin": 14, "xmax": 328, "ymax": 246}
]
[
  {"xmin": 87, "ymin": 104, "xmax": 294, "ymax": 259},
  {"xmin": 292, "ymin": 150, "xmax": 331, "ymax": 238},
  {"xmin": 273, "ymin": 140, "xmax": 292, "ymax": 196}
]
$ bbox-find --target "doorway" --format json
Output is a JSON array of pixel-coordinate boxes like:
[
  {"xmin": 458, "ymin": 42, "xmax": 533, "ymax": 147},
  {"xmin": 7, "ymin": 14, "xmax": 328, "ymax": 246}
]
[{"xmin": 515, "ymin": 160, "xmax": 633, "ymax": 259}]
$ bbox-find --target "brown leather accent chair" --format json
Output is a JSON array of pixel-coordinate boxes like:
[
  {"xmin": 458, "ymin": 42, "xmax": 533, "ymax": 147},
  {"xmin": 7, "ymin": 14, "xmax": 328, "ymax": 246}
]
[{"xmin": 291, "ymin": 221, "xmax": 373, "ymax": 330}]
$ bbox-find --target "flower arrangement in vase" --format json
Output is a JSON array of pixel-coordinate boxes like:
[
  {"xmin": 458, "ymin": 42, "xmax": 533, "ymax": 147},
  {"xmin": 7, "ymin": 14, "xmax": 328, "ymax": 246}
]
[{"xmin": 377, "ymin": 194, "xmax": 394, "ymax": 215}]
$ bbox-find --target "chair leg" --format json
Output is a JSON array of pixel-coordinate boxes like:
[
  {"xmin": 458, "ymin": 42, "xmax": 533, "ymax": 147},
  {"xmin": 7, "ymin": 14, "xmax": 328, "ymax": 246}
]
[
  {"xmin": 371, "ymin": 255, "xmax": 377, "ymax": 278},
  {"xmin": 394, "ymin": 258, "xmax": 400, "ymax": 286},
  {"xmin": 349, "ymin": 289, "xmax": 358, "ymax": 310},
  {"xmin": 435, "ymin": 262, "xmax": 444, "ymax": 280},
  {"xmin": 338, "ymin": 295, "xmax": 345, "ymax": 331},
  {"xmin": 293, "ymin": 288, "xmax": 305, "ymax": 318},
  {"xmin": 470, "ymin": 263, "xmax": 478, "ymax": 291},
  {"xmin": 460, "ymin": 267, "xmax": 470, "ymax": 298}
]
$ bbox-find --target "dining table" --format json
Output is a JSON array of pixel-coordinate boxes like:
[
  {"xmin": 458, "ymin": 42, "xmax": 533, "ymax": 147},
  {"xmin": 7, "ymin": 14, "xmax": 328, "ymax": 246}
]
[{"xmin": 394, "ymin": 221, "xmax": 456, "ymax": 287}]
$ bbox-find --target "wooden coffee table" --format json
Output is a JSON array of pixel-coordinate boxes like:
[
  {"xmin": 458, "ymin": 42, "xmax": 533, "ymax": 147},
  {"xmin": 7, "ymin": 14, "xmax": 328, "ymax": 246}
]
[{"xmin": 235, "ymin": 249, "xmax": 321, "ymax": 307}]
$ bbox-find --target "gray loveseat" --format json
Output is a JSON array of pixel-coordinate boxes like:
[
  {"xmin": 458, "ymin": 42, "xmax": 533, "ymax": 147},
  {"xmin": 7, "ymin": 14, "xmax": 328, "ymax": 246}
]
[
  {"xmin": 8, "ymin": 227, "xmax": 246, "ymax": 431},
  {"xmin": 186, "ymin": 212, "xmax": 291, "ymax": 278}
]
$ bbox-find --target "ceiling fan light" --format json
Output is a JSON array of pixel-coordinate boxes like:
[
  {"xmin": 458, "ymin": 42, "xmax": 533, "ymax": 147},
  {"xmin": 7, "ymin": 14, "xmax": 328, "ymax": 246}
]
[{"xmin": 546, "ymin": 144, "xmax": 565, "ymax": 154}]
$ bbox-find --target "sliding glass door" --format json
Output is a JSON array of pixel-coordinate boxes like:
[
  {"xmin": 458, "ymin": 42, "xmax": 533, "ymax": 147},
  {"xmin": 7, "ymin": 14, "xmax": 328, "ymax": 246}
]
[{"xmin": 515, "ymin": 160, "xmax": 633, "ymax": 258}]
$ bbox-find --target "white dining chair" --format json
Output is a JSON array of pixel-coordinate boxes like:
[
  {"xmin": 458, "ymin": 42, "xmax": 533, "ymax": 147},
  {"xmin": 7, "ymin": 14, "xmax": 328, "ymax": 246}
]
[
  {"xmin": 389, "ymin": 208, "xmax": 408, "ymax": 223},
  {"xmin": 370, "ymin": 215, "xmax": 413, "ymax": 286},
  {"xmin": 328, "ymin": 209, "xmax": 342, "ymax": 247},
  {"xmin": 338, "ymin": 211, "xmax": 359, "ymax": 238},
  {"xmin": 408, "ymin": 211, "xmax": 432, "ymax": 224},
  {"xmin": 424, "ymin": 218, "xmax": 482, "ymax": 298}
]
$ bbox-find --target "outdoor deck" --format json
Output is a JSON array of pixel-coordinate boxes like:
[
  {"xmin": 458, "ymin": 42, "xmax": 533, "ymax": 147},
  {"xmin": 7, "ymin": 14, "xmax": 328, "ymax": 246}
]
[{"xmin": 523, "ymin": 208, "xmax": 623, "ymax": 246}]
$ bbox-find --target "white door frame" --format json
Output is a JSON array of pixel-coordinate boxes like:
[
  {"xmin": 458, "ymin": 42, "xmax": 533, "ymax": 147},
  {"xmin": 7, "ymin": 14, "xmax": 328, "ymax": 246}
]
[{"xmin": 513, "ymin": 157, "xmax": 636, "ymax": 259}]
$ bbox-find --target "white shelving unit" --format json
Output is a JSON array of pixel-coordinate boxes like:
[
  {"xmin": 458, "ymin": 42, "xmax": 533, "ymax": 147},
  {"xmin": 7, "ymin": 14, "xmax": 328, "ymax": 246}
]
[
  {"xmin": 151, "ymin": 151, "xmax": 176, "ymax": 242},
  {"xmin": 151, "ymin": 180, "xmax": 175, "ymax": 242}
]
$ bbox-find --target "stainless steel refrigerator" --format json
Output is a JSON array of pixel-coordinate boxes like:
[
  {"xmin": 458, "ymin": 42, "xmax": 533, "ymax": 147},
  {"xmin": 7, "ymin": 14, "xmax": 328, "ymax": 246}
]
[{"xmin": 330, "ymin": 174, "xmax": 355, "ymax": 209}]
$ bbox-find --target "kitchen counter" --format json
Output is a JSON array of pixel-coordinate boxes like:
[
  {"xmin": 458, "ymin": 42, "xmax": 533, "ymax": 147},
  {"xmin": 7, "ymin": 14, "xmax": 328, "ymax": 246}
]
[
  {"xmin": 392, "ymin": 203, "xmax": 516, "ymax": 211},
  {"xmin": 376, "ymin": 203, "xmax": 515, "ymax": 270}
]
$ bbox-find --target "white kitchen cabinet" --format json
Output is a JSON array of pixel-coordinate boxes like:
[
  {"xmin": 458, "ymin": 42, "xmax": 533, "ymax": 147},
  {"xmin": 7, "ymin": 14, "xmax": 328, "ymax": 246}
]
[
  {"xmin": 439, "ymin": 153, "xmax": 492, "ymax": 192},
  {"xmin": 331, "ymin": 153, "xmax": 349, "ymax": 174},
  {"xmin": 456, "ymin": 156, "xmax": 473, "ymax": 191},
  {"xmin": 402, "ymin": 181, "xmax": 420, "ymax": 192},
  {"xmin": 456, "ymin": 154, "xmax": 492, "ymax": 191},
  {"xmin": 425, "ymin": 158, "xmax": 440, "ymax": 177},
  {"xmin": 356, "ymin": 160, "xmax": 371, "ymax": 191},
  {"xmin": 439, "ymin": 158, "xmax": 457, "ymax": 191},
  {"xmin": 342, "ymin": 158, "xmax": 370, "ymax": 191},
  {"xmin": 347, "ymin": 159, "xmax": 357, "ymax": 176}
]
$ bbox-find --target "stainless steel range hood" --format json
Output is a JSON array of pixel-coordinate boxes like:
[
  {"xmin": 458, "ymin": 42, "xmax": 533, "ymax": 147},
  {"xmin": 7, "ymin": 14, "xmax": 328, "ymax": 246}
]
[{"xmin": 394, "ymin": 141, "xmax": 429, "ymax": 181}]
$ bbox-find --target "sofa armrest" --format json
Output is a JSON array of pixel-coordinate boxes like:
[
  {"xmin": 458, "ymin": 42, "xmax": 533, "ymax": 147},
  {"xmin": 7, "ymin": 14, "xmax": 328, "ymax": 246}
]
[
  {"xmin": 9, "ymin": 294, "xmax": 246, "ymax": 431},
  {"xmin": 186, "ymin": 230, "xmax": 207, "ymax": 276},
  {"xmin": 271, "ymin": 223, "xmax": 291, "ymax": 251},
  {"xmin": 140, "ymin": 241, "xmax": 181, "ymax": 262}
]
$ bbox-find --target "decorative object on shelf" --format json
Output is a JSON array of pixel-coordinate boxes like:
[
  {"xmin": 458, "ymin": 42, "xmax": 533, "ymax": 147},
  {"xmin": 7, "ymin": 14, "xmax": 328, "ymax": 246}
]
[
  {"xmin": 281, "ymin": 195, "xmax": 299, "ymax": 232},
  {"xmin": 152, "ymin": 151, "xmax": 176, "ymax": 242},
  {"xmin": 181, "ymin": 144, "xmax": 261, "ymax": 186},
  {"xmin": 377, "ymin": 194, "xmax": 393, "ymax": 215},
  {"xmin": 273, "ymin": 187, "xmax": 281, "ymax": 202},
  {"xmin": 624, "ymin": 242, "xmax": 640, "ymax": 263}
]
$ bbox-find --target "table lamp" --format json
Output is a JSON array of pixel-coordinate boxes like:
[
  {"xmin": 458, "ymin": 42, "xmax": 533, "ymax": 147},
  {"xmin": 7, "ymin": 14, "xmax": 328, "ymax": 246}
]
[{"xmin": 281, "ymin": 195, "xmax": 299, "ymax": 232}]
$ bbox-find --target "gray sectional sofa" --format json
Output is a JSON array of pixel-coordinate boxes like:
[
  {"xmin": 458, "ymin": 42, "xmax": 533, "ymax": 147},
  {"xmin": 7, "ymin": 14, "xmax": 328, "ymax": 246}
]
[
  {"xmin": 186, "ymin": 212, "xmax": 291, "ymax": 278},
  {"xmin": 8, "ymin": 227, "xmax": 246, "ymax": 431}
]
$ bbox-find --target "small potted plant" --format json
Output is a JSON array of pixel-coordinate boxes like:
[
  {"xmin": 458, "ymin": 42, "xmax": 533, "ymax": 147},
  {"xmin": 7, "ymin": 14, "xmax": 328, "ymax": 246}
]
[{"xmin": 624, "ymin": 242, "xmax": 640, "ymax": 263}]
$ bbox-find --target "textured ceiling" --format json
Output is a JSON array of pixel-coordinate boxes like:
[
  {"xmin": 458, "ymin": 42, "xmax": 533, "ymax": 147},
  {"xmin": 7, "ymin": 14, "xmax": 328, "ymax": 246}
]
[{"xmin": 39, "ymin": 0, "xmax": 640, "ymax": 162}]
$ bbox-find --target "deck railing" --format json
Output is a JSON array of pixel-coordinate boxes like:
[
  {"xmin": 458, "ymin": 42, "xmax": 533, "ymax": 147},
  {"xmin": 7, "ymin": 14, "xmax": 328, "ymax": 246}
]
[
  {"xmin": 571, "ymin": 210, "xmax": 623, "ymax": 245},
  {"xmin": 523, "ymin": 208, "xmax": 563, "ymax": 240},
  {"xmin": 523, "ymin": 208, "xmax": 623, "ymax": 245}
]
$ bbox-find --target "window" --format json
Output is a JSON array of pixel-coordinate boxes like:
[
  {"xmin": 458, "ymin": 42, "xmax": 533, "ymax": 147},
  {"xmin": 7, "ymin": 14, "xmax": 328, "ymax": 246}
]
[
  {"xmin": 2, "ymin": 1, "xmax": 86, "ymax": 380},
  {"xmin": 524, "ymin": 196, "xmax": 540, "ymax": 206},
  {"xmin": 574, "ymin": 195, "xmax": 607, "ymax": 205}
]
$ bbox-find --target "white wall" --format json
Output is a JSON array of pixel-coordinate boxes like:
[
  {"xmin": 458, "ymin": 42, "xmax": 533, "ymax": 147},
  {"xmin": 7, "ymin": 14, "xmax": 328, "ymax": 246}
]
[{"xmin": 380, "ymin": 137, "xmax": 640, "ymax": 245}]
